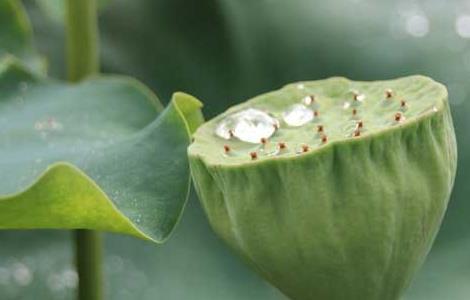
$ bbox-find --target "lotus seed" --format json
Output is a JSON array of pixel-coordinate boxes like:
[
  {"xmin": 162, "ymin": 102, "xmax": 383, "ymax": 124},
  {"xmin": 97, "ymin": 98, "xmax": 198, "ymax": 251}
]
[
  {"xmin": 250, "ymin": 152, "xmax": 258, "ymax": 160},
  {"xmin": 395, "ymin": 112, "xmax": 403, "ymax": 122}
]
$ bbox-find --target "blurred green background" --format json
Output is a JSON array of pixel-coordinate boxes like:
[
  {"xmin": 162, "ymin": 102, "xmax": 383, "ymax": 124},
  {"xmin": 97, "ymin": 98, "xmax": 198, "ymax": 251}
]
[{"xmin": 1, "ymin": 0, "xmax": 469, "ymax": 299}]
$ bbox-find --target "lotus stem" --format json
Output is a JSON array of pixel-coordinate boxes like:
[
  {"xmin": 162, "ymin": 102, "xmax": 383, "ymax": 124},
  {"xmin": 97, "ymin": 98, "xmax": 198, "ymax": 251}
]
[{"xmin": 66, "ymin": 1, "xmax": 103, "ymax": 300}]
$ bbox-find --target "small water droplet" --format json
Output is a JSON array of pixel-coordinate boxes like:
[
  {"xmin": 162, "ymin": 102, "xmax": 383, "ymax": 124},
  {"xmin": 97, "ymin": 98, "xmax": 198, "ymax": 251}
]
[
  {"xmin": 302, "ymin": 95, "xmax": 315, "ymax": 106},
  {"xmin": 353, "ymin": 93, "xmax": 365, "ymax": 102},
  {"xmin": 12, "ymin": 263, "xmax": 32, "ymax": 286},
  {"xmin": 62, "ymin": 269, "xmax": 78, "ymax": 289},
  {"xmin": 343, "ymin": 102, "xmax": 351, "ymax": 109},
  {"xmin": 282, "ymin": 104, "xmax": 314, "ymax": 127},
  {"xmin": 215, "ymin": 108, "xmax": 279, "ymax": 143},
  {"xmin": 296, "ymin": 83, "xmax": 305, "ymax": 90},
  {"xmin": 259, "ymin": 142, "xmax": 280, "ymax": 157}
]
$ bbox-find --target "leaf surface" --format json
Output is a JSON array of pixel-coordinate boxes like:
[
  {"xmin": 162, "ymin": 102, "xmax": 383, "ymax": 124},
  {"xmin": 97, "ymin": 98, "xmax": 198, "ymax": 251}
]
[{"xmin": 0, "ymin": 57, "xmax": 203, "ymax": 242}]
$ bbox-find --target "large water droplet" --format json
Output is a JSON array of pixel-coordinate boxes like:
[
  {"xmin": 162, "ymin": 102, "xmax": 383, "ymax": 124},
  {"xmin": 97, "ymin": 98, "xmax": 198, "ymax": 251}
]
[
  {"xmin": 282, "ymin": 104, "xmax": 314, "ymax": 127},
  {"xmin": 215, "ymin": 108, "xmax": 279, "ymax": 143}
]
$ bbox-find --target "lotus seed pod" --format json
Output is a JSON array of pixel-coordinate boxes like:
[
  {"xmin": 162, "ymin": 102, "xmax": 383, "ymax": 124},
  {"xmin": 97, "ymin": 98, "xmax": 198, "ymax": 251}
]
[{"xmin": 188, "ymin": 76, "xmax": 457, "ymax": 300}]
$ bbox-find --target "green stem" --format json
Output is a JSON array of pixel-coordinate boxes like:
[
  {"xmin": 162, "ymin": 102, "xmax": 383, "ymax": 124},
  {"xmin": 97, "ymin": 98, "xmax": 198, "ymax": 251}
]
[
  {"xmin": 74, "ymin": 230, "xmax": 103, "ymax": 300},
  {"xmin": 66, "ymin": 0, "xmax": 99, "ymax": 82},
  {"xmin": 66, "ymin": 1, "xmax": 102, "ymax": 300}
]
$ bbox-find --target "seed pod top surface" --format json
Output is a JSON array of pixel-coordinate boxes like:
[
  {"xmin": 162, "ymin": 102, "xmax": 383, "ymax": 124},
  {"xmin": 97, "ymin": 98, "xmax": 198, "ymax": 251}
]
[
  {"xmin": 187, "ymin": 75, "xmax": 457, "ymax": 300},
  {"xmin": 189, "ymin": 76, "xmax": 449, "ymax": 166}
]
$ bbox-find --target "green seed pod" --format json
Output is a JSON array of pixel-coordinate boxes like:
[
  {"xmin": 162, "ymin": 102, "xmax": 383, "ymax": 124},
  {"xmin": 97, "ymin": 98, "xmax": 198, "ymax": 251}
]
[{"xmin": 188, "ymin": 76, "xmax": 457, "ymax": 300}]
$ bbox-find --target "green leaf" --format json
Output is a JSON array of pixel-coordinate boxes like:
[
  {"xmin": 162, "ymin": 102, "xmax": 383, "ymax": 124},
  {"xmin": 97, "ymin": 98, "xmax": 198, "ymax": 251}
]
[
  {"xmin": 0, "ymin": 57, "xmax": 203, "ymax": 243},
  {"xmin": 0, "ymin": 0, "xmax": 45, "ymax": 72}
]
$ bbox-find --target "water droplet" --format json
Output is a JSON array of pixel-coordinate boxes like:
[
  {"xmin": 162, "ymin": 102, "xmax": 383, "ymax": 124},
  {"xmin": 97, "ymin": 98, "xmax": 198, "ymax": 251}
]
[
  {"xmin": 282, "ymin": 104, "xmax": 314, "ymax": 127},
  {"xmin": 259, "ymin": 141, "xmax": 283, "ymax": 157},
  {"xmin": 296, "ymin": 83, "xmax": 305, "ymax": 90},
  {"xmin": 62, "ymin": 269, "xmax": 78, "ymax": 289},
  {"xmin": 302, "ymin": 95, "xmax": 315, "ymax": 106},
  {"xmin": 215, "ymin": 108, "xmax": 279, "ymax": 143},
  {"xmin": 12, "ymin": 263, "xmax": 32, "ymax": 286},
  {"xmin": 352, "ymin": 91, "xmax": 366, "ymax": 102},
  {"xmin": 405, "ymin": 14, "xmax": 429, "ymax": 38},
  {"xmin": 456, "ymin": 15, "xmax": 470, "ymax": 38},
  {"xmin": 343, "ymin": 102, "xmax": 351, "ymax": 109},
  {"xmin": 350, "ymin": 91, "xmax": 365, "ymax": 107}
]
